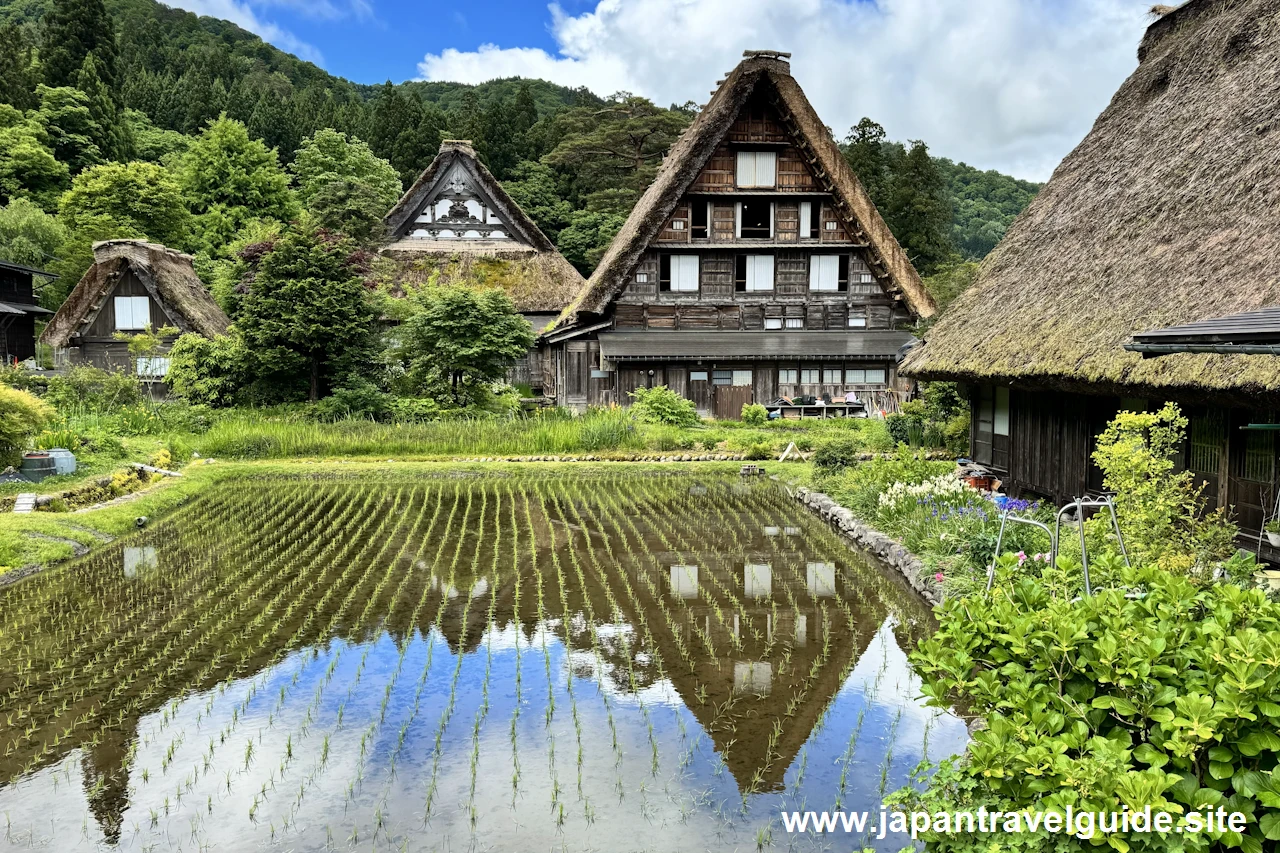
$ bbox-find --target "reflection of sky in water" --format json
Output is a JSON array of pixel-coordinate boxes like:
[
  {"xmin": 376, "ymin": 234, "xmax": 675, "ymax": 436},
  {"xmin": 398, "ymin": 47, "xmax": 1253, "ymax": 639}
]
[
  {"xmin": 0, "ymin": 477, "xmax": 967, "ymax": 852},
  {"xmin": 1, "ymin": 617, "xmax": 966, "ymax": 852}
]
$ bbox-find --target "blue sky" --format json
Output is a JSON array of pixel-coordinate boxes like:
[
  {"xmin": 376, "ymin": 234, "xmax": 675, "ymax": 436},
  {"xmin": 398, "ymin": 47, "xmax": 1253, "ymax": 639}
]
[{"xmin": 171, "ymin": 0, "xmax": 1156, "ymax": 180}]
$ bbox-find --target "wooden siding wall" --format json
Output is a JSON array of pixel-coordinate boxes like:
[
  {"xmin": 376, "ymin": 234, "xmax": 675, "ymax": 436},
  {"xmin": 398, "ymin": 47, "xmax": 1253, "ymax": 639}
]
[
  {"xmin": 84, "ymin": 270, "xmax": 163, "ymax": 339},
  {"xmin": 0, "ymin": 269, "xmax": 35, "ymax": 305}
]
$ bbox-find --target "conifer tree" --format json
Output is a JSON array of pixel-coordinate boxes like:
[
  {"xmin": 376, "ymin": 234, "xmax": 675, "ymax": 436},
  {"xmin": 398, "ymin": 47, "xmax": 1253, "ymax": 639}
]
[
  {"xmin": 0, "ymin": 23, "xmax": 39, "ymax": 111},
  {"xmin": 75, "ymin": 53, "xmax": 130, "ymax": 162},
  {"xmin": 41, "ymin": 0, "xmax": 120, "ymax": 93}
]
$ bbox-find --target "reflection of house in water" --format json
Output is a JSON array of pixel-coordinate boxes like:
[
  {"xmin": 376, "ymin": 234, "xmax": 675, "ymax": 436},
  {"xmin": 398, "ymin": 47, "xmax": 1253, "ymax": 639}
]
[{"xmin": 1, "ymin": 477, "xmax": 937, "ymax": 837}]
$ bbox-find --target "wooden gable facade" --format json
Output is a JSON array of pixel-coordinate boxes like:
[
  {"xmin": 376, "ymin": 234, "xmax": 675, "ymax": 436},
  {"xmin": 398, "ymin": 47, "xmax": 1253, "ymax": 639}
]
[
  {"xmin": 41, "ymin": 241, "xmax": 230, "ymax": 386},
  {"xmin": 541, "ymin": 52, "xmax": 934, "ymax": 416}
]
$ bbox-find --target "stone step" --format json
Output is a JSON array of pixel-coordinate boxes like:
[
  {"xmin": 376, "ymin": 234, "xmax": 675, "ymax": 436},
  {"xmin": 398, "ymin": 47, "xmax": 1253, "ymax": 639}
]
[{"xmin": 12, "ymin": 493, "xmax": 36, "ymax": 514}]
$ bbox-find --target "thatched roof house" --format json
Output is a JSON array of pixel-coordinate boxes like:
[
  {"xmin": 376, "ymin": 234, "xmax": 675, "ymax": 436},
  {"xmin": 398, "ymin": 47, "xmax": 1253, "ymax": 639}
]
[
  {"xmin": 902, "ymin": 0, "xmax": 1280, "ymax": 403},
  {"xmin": 539, "ymin": 51, "xmax": 932, "ymax": 415},
  {"xmin": 40, "ymin": 240, "xmax": 229, "ymax": 379},
  {"xmin": 901, "ymin": 0, "xmax": 1280, "ymax": 532},
  {"xmin": 380, "ymin": 140, "xmax": 585, "ymax": 318},
  {"xmin": 551, "ymin": 53, "xmax": 934, "ymax": 332}
]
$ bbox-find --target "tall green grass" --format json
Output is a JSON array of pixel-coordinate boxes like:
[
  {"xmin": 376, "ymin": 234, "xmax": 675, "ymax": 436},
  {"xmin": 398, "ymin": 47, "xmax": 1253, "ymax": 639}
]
[{"xmin": 197, "ymin": 409, "xmax": 655, "ymax": 459}]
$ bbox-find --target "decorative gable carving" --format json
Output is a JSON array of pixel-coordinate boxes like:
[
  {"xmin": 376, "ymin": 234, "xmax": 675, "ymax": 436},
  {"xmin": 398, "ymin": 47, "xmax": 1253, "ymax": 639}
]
[{"xmin": 404, "ymin": 163, "xmax": 524, "ymax": 243}]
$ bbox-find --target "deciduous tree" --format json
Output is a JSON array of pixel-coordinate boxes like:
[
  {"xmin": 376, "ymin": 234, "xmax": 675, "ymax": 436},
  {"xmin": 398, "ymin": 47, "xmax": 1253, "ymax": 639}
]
[
  {"xmin": 59, "ymin": 161, "xmax": 191, "ymax": 248},
  {"xmin": 400, "ymin": 286, "xmax": 533, "ymax": 405}
]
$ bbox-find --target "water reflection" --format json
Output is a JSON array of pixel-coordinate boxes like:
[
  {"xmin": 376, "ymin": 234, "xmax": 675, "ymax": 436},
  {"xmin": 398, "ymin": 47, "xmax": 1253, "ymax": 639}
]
[{"xmin": 0, "ymin": 474, "xmax": 965, "ymax": 851}]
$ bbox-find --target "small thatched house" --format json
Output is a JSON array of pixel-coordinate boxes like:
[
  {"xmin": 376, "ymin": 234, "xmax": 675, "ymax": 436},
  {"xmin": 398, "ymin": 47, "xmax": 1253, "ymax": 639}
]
[
  {"xmin": 41, "ymin": 240, "xmax": 230, "ymax": 383},
  {"xmin": 539, "ymin": 51, "xmax": 934, "ymax": 416},
  {"xmin": 381, "ymin": 140, "xmax": 586, "ymax": 392},
  {"xmin": 902, "ymin": 0, "xmax": 1280, "ymax": 536}
]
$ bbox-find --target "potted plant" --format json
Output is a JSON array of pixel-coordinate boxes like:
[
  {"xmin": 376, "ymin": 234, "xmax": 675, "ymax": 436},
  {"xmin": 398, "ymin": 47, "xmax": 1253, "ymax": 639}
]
[{"xmin": 1265, "ymin": 519, "xmax": 1280, "ymax": 547}]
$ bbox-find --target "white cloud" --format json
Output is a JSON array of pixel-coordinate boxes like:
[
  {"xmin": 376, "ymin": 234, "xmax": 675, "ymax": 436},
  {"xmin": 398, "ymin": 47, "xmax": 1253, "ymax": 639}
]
[
  {"xmin": 417, "ymin": 0, "xmax": 1151, "ymax": 180},
  {"xmin": 163, "ymin": 0, "xmax": 326, "ymax": 64}
]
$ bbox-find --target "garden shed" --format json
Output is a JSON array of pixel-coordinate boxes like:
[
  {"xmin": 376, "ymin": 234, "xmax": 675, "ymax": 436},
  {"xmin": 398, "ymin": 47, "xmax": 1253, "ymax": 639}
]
[
  {"xmin": 901, "ymin": 0, "xmax": 1280, "ymax": 541},
  {"xmin": 539, "ymin": 51, "xmax": 934, "ymax": 416},
  {"xmin": 380, "ymin": 139, "xmax": 586, "ymax": 393},
  {"xmin": 40, "ymin": 240, "xmax": 230, "ymax": 384}
]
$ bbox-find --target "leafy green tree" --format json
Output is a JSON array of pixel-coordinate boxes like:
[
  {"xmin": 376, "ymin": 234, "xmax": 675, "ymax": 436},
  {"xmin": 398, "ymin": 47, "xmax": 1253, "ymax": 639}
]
[
  {"xmin": 0, "ymin": 199, "xmax": 67, "ymax": 273},
  {"xmin": 883, "ymin": 140, "xmax": 954, "ymax": 275},
  {"xmin": 125, "ymin": 108, "xmax": 190, "ymax": 164},
  {"xmin": 75, "ymin": 52, "xmax": 129, "ymax": 161},
  {"xmin": 306, "ymin": 179, "xmax": 389, "ymax": 245},
  {"xmin": 556, "ymin": 209, "xmax": 625, "ymax": 274},
  {"xmin": 59, "ymin": 161, "xmax": 191, "ymax": 248},
  {"xmin": 237, "ymin": 224, "xmax": 375, "ymax": 401},
  {"xmin": 0, "ymin": 385, "xmax": 54, "ymax": 464},
  {"xmin": 0, "ymin": 105, "xmax": 69, "ymax": 210},
  {"xmin": 36, "ymin": 85, "xmax": 104, "ymax": 175},
  {"xmin": 0, "ymin": 22, "xmax": 39, "ymax": 111},
  {"xmin": 502, "ymin": 160, "xmax": 573, "ymax": 241},
  {"xmin": 165, "ymin": 332, "xmax": 252, "ymax": 407},
  {"xmin": 40, "ymin": 0, "xmax": 120, "ymax": 92},
  {"xmin": 399, "ymin": 285, "xmax": 534, "ymax": 405},
  {"xmin": 289, "ymin": 128, "xmax": 400, "ymax": 210},
  {"xmin": 921, "ymin": 259, "xmax": 979, "ymax": 316},
  {"xmin": 178, "ymin": 115, "xmax": 298, "ymax": 255}
]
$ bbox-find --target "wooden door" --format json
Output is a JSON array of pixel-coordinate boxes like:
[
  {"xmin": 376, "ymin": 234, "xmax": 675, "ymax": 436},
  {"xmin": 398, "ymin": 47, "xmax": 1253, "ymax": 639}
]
[
  {"xmin": 689, "ymin": 370, "xmax": 712, "ymax": 414},
  {"xmin": 714, "ymin": 386, "xmax": 754, "ymax": 420}
]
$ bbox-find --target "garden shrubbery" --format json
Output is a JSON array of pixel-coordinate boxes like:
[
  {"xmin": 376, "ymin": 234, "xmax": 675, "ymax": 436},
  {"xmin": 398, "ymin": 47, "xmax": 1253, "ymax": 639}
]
[
  {"xmin": 628, "ymin": 385, "xmax": 700, "ymax": 427},
  {"xmin": 898, "ymin": 559, "xmax": 1280, "ymax": 852},
  {"xmin": 0, "ymin": 385, "xmax": 54, "ymax": 465}
]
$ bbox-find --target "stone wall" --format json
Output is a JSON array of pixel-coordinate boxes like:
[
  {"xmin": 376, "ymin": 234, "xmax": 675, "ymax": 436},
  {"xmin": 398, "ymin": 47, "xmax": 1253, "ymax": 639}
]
[{"xmin": 793, "ymin": 485, "xmax": 942, "ymax": 606}]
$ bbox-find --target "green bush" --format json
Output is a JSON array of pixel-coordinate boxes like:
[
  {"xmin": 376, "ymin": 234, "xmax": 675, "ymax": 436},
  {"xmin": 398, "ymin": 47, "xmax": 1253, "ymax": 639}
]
[
  {"xmin": 386, "ymin": 397, "xmax": 442, "ymax": 423},
  {"xmin": 42, "ymin": 365, "xmax": 142, "ymax": 413},
  {"xmin": 740, "ymin": 402, "xmax": 768, "ymax": 425},
  {"xmin": 35, "ymin": 427, "xmax": 81, "ymax": 450},
  {"xmin": 943, "ymin": 410, "xmax": 970, "ymax": 456},
  {"xmin": 900, "ymin": 560, "xmax": 1280, "ymax": 852},
  {"xmin": 0, "ymin": 385, "xmax": 55, "ymax": 465},
  {"xmin": 813, "ymin": 437, "xmax": 862, "ymax": 472},
  {"xmin": 743, "ymin": 442, "xmax": 773, "ymax": 461},
  {"xmin": 824, "ymin": 448, "xmax": 953, "ymax": 519},
  {"xmin": 1090, "ymin": 403, "xmax": 1237, "ymax": 575},
  {"xmin": 628, "ymin": 385, "xmax": 699, "ymax": 427},
  {"xmin": 861, "ymin": 417, "xmax": 895, "ymax": 452},
  {"xmin": 314, "ymin": 379, "xmax": 392, "ymax": 422}
]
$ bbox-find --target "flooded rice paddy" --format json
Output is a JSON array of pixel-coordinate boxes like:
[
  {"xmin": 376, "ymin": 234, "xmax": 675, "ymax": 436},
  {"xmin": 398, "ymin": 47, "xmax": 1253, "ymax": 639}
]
[{"xmin": 0, "ymin": 471, "xmax": 966, "ymax": 851}]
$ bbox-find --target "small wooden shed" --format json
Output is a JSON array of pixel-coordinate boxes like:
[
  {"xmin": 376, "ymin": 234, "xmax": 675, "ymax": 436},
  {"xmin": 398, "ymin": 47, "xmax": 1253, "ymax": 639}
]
[{"xmin": 40, "ymin": 240, "xmax": 230, "ymax": 383}]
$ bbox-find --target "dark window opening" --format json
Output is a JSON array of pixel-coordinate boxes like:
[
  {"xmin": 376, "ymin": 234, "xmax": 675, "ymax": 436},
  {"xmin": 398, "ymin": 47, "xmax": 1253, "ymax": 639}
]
[
  {"xmin": 734, "ymin": 255, "xmax": 746, "ymax": 291},
  {"xmin": 659, "ymin": 254, "xmax": 671, "ymax": 291},
  {"xmin": 691, "ymin": 202, "xmax": 708, "ymax": 239},
  {"xmin": 809, "ymin": 205, "xmax": 820, "ymax": 240},
  {"xmin": 838, "ymin": 255, "xmax": 849, "ymax": 292},
  {"xmin": 739, "ymin": 201, "xmax": 771, "ymax": 239}
]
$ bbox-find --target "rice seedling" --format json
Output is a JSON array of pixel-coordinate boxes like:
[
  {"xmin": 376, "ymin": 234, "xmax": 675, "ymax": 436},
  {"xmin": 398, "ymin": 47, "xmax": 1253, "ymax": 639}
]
[{"xmin": 0, "ymin": 470, "xmax": 957, "ymax": 851}]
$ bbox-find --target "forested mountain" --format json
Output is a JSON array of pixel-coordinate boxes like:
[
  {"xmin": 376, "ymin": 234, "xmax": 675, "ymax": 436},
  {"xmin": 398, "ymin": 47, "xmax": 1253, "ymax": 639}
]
[{"xmin": 0, "ymin": 0, "xmax": 1037, "ymax": 309}]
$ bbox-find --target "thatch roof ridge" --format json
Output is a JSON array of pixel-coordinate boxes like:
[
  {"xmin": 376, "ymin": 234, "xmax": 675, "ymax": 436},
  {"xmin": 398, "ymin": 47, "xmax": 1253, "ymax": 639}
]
[
  {"xmin": 40, "ymin": 240, "xmax": 230, "ymax": 347},
  {"xmin": 379, "ymin": 250, "xmax": 585, "ymax": 315},
  {"xmin": 548, "ymin": 53, "xmax": 935, "ymax": 333},
  {"xmin": 380, "ymin": 140, "xmax": 586, "ymax": 313},
  {"xmin": 901, "ymin": 0, "xmax": 1280, "ymax": 404}
]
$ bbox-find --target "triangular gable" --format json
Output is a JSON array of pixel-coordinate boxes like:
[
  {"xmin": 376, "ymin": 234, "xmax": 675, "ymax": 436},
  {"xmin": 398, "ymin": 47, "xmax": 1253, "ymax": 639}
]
[
  {"xmin": 41, "ymin": 241, "xmax": 230, "ymax": 348},
  {"xmin": 384, "ymin": 141, "xmax": 557, "ymax": 252},
  {"xmin": 550, "ymin": 52, "xmax": 936, "ymax": 332}
]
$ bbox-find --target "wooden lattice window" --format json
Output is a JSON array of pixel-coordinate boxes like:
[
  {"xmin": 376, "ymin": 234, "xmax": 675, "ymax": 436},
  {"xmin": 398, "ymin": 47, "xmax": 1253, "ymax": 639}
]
[
  {"xmin": 1188, "ymin": 412, "xmax": 1224, "ymax": 474},
  {"xmin": 1241, "ymin": 429, "xmax": 1275, "ymax": 483}
]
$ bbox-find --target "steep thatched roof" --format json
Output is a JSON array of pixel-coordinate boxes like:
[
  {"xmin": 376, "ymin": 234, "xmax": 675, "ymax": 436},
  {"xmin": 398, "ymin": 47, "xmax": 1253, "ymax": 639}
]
[
  {"xmin": 380, "ymin": 140, "xmax": 584, "ymax": 313},
  {"xmin": 548, "ymin": 51, "xmax": 934, "ymax": 333},
  {"xmin": 903, "ymin": 0, "xmax": 1280, "ymax": 404},
  {"xmin": 41, "ymin": 240, "xmax": 230, "ymax": 347}
]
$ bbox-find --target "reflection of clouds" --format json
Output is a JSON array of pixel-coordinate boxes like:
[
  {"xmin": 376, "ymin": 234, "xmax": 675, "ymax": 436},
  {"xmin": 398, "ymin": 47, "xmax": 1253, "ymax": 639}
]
[{"xmin": 430, "ymin": 575, "xmax": 458, "ymax": 599}]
